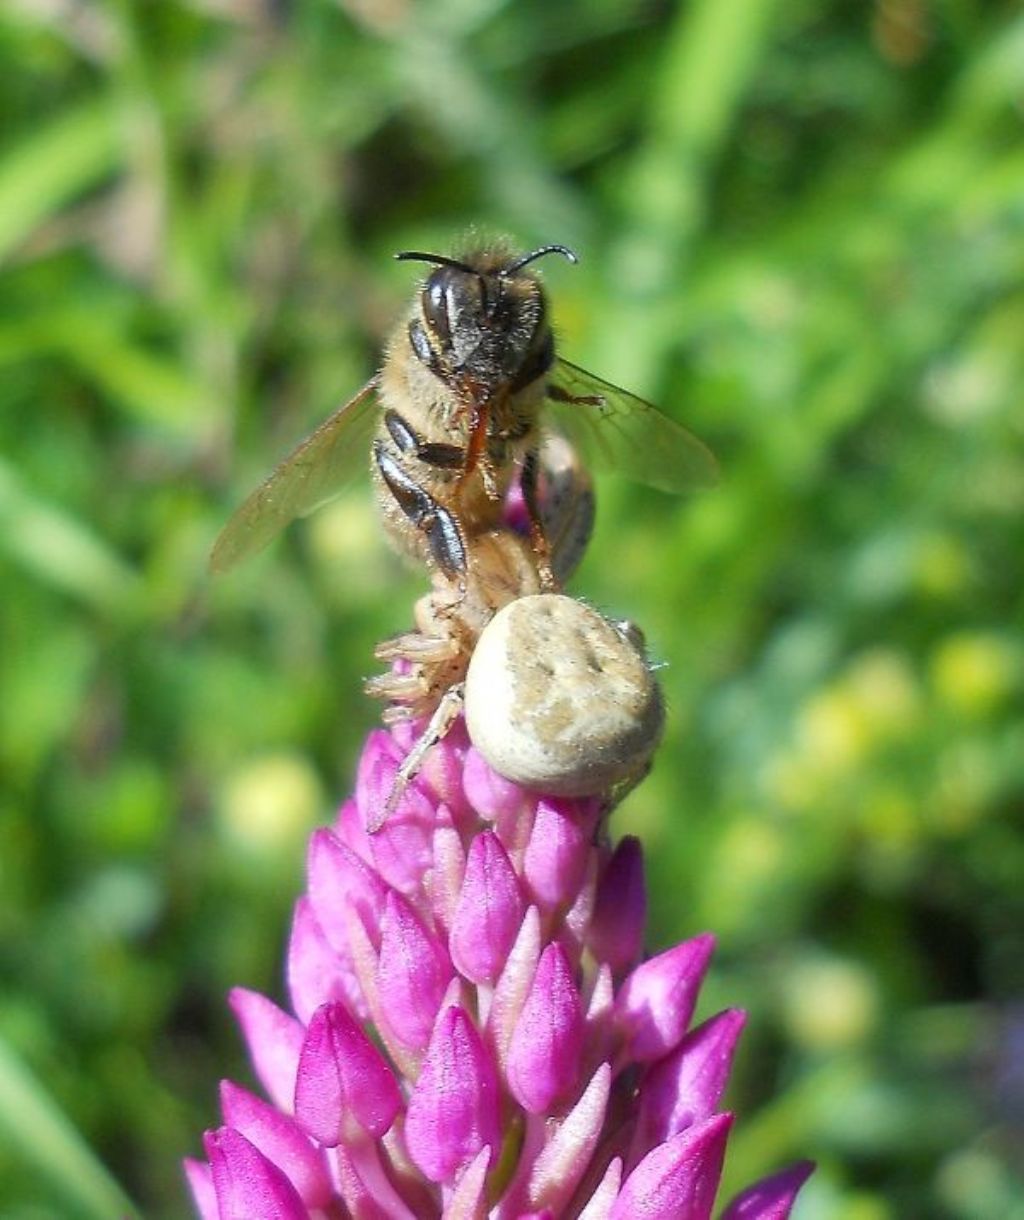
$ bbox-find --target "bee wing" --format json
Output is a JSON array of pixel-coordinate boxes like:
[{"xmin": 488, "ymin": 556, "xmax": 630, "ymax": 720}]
[
  {"xmin": 546, "ymin": 358, "xmax": 718, "ymax": 494},
  {"xmin": 210, "ymin": 379, "xmax": 380, "ymax": 574}
]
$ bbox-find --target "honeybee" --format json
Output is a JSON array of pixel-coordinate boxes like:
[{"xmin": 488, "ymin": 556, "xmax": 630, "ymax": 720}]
[
  {"xmin": 211, "ymin": 241, "xmax": 717, "ymax": 820},
  {"xmin": 210, "ymin": 241, "xmax": 717, "ymax": 586}
]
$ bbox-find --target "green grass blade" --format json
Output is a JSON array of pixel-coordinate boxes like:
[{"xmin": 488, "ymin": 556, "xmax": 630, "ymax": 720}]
[
  {"xmin": 592, "ymin": 0, "xmax": 784, "ymax": 391},
  {"xmin": 0, "ymin": 1035, "xmax": 142, "ymax": 1220},
  {"xmin": 0, "ymin": 458, "xmax": 140, "ymax": 613},
  {"xmin": 0, "ymin": 98, "xmax": 121, "ymax": 263}
]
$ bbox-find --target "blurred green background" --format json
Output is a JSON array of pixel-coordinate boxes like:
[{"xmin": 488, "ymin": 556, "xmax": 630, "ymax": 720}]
[{"xmin": 1, "ymin": 0, "xmax": 1022, "ymax": 1216}]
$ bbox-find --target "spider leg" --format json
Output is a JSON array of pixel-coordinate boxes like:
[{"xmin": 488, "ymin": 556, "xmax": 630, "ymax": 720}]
[{"xmin": 367, "ymin": 682, "xmax": 466, "ymax": 832}]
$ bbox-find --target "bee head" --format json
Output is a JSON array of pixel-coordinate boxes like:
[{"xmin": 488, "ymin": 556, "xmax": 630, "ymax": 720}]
[{"xmin": 396, "ymin": 245, "xmax": 577, "ymax": 394}]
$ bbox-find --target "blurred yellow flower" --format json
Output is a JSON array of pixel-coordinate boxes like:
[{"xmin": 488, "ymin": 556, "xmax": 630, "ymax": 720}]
[
  {"xmin": 218, "ymin": 752, "xmax": 325, "ymax": 855},
  {"xmin": 930, "ymin": 633, "xmax": 1020, "ymax": 717},
  {"xmin": 780, "ymin": 954, "xmax": 879, "ymax": 1050}
]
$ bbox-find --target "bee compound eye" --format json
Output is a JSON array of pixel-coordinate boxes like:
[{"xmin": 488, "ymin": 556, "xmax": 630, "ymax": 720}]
[
  {"xmin": 464, "ymin": 594, "xmax": 664, "ymax": 797},
  {"xmin": 421, "ymin": 272, "xmax": 452, "ymax": 344}
]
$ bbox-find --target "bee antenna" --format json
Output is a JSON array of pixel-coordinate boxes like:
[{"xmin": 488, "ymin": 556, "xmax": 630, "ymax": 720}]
[
  {"xmin": 394, "ymin": 251, "xmax": 478, "ymax": 276},
  {"xmin": 503, "ymin": 244, "xmax": 579, "ymax": 276}
]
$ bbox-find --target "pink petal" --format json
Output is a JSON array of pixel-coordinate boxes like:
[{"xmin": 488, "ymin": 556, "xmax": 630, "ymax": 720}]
[
  {"xmin": 616, "ymin": 933, "xmax": 716, "ymax": 1061},
  {"xmin": 588, "ymin": 836, "xmax": 646, "ymax": 973},
  {"xmin": 487, "ymin": 905, "xmax": 542, "ymax": 1072},
  {"xmin": 450, "ymin": 831, "xmax": 525, "ymax": 984},
  {"xmin": 508, "ymin": 943, "xmax": 583, "ymax": 1113},
  {"xmin": 525, "ymin": 1063, "xmax": 612, "ymax": 1213},
  {"xmin": 583, "ymin": 965, "xmax": 616, "ymax": 1073},
  {"xmin": 405, "ymin": 1005, "xmax": 500, "ymax": 1184},
  {"xmin": 429, "ymin": 824, "xmax": 466, "ymax": 932},
  {"xmin": 219, "ymin": 1080, "xmax": 332, "ymax": 1208},
  {"xmin": 204, "ymin": 1127, "xmax": 309, "ymax": 1220},
  {"xmin": 442, "ymin": 1146, "xmax": 491, "ymax": 1219},
  {"xmin": 228, "ymin": 988, "xmax": 304, "ymax": 1114},
  {"xmin": 377, "ymin": 890, "xmax": 453, "ymax": 1049},
  {"xmin": 634, "ymin": 1010, "xmax": 746, "ymax": 1153},
  {"xmin": 610, "ymin": 1112, "xmax": 732, "ymax": 1220},
  {"xmin": 563, "ymin": 850, "xmax": 599, "ymax": 960},
  {"xmin": 523, "ymin": 797, "xmax": 589, "ymax": 909},
  {"xmin": 293, "ymin": 1002, "xmax": 400, "ymax": 1146},
  {"xmin": 577, "ymin": 1157, "xmax": 623, "ymax": 1220},
  {"xmin": 720, "ymin": 1161, "xmax": 815, "ymax": 1220},
  {"xmin": 332, "ymin": 1138, "xmax": 420, "ymax": 1219},
  {"xmin": 183, "ymin": 1158, "xmax": 217, "ymax": 1220}
]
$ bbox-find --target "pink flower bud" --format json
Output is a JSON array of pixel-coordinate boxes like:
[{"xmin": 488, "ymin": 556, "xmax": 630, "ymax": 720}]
[
  {"xmin": 508, "ymin": 943, "xmax": 583, "ymax": 1113},
  {"xmin": 367, "ymin": 783, "xmax": 437, "ymax": 892},
  {"xmin": 444, "ymin": 1146, "xmax": 490, "ymax": 1218},
  {"xmin": 333, "ymin": 1138, "xmax": 423, "ymax": 1217},
  {"xmin": 523, "ymin": 797, "xmax": 589, "ymax": 909},
  {"xmin": 204, "ymin": 1127, "xmax": 308, "ymax": 1220},
  {"xmin": 588, "ymin": 836, "xmax": 646, "ymax": 973},
  {"xmin": 405, "ymin": 1005, "xmax": 500, "ymax": 1184},
  {"xmin": 419, "ymin": 718, "xmax": 473, "ymax": 822},
  {"xmin": 355, "ymin": 729, "xmax": 403, "ymax": 828},
  {"xmin": 611, "ymin": 1113, "xmax": 733, "ymax": 1220},
  {"xmin": 219, "ymin": 1080, "xmax": 332, "ymax": 1208},
  {"xmin": 577, "ymin": 1156, "xmax": 623, "ymax": 1219},
  {"xmin": 487, "ymin": 904, "xmax": 542, "ymax": 1069},
  {"xmin": 634, "ymin": 1009, "xmax": 747, "ymax": 1153},
  {"xmin": 450, "ymin": 830, "xmax": 525, "ymax": 984},
  {"xmin": 720, "ymin": 1160, "xmax": 816, "ymax": 1219},
  {"xmin": 428, "ymin": 823, "xmax": 466, "ymax": 931},
  {"xmin": 615, "ymin": 933, "xmax": 716, "ymax": 1061},
  {"xmin": 293, "ymin": 1001, "xmax": 400, "ymax": 1145},
  {"xmin": 376, "ymin": 890, "xmax": 453, "ymax": 1049},
  {"xmin": 522, "ymin": 1064, "xmax": 611, "ymax": 1215}
]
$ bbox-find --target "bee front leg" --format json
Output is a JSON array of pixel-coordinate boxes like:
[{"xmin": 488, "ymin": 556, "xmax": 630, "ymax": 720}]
[
  {"xmin": 373, "ymin": 441, "xmax": 468, "ymax": 583},
  {"xmin": 520, "ymin": 447, "xmax": 557, "ymax": 591},
  {"xmin": 383, "ymin": 409, "xmax": 465, "ymax": 471},
  {"xmin": 460, "ymin": 400, "xmax": 493, "ymax": 492}
]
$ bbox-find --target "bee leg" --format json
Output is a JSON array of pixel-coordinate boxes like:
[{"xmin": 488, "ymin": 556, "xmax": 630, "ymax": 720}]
[
  {"xmin": 383, "ymin": 410, "xmax": 464, "ymax": 470},
  {"xmin": 520, "ymin": 447, "xmax": 557, "ymax": 591},
  {"xmin": 548, "ymin": 385, "xmax": 604, "ymax": 408},
  {"xmin": 368, "ymin": 681, "xmax": 466, "ymax": 832},
  {"xmin": 374, "ymin": 442, "xmax": 468, "ymax": 581},
  {"xmin": 460, "ymin": 401, "xmax": 491, "ymax": 486},
  {"xmin": 389, "ymin": 401, "xmax": 496, "ymax": 500},
  {"xmin": 479, "ymin": 453, "xmax": 499, "ymax": 500}
]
